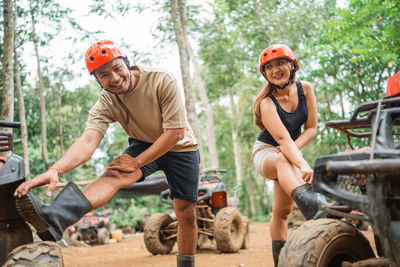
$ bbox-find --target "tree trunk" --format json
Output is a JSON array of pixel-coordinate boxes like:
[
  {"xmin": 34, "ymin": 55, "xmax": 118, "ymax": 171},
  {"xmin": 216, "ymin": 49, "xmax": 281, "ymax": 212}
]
[
  {"xmin": 245, "ymin": 161, "xmax": 257, "ymax": 216},
  {"xmin": 1, "ymin": 0, "xmax": 15, "ymax": 127},
  {"xmin": 169, "ymin": 0, "xmax": 204, "ymax": 170},
  {"xmin": 30, "ymin": 0, "xmax": 48, "ymax": 167},
  {"xmin": 51, "ymin": 82, "xmax": 64, "ymax": 156},
  {"xmin": 227, "ymin": 87, "xmax": 243, "ymax": 186},
  {"xmin": 58, "ymin": 93, "xmax": 64, "ymax": 155},
  {"xmin": 177, "ymin": 0, "xmax": 219, "ymax": 170},
  {"xmin": 13, "ymin": 7, "xmax": 30, "ymax": 177}
]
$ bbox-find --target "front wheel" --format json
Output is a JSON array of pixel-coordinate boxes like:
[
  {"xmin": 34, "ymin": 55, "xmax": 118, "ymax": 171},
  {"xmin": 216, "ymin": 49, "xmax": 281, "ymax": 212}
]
[
  {"xmin": 4, "ymin": 241, "xmax": 64, "ymax": 267},
  {"xmin": 144, "ymin": 213, "xmax": 176, "ymax": 255},
  {"xmin": 214, "ymin": 207, "xmax": 245, "ymax": 253},
  {"xmin": 279, "ymin": 218, "xmax": 375, "ymax": 267}
]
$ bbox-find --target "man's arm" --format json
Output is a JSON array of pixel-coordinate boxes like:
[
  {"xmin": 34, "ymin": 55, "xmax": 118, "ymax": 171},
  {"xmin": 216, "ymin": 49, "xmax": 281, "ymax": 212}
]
[
  {"xmin": 52, "ymin": 129, "xmax": 103, "ymax": 173},
  {"xmin": 14, "ymin": 129, "xmax": 103, "ymax": 197},
  {"xmin": 107, "ymin": 128, "xmax": 184, "ymax": 173}
]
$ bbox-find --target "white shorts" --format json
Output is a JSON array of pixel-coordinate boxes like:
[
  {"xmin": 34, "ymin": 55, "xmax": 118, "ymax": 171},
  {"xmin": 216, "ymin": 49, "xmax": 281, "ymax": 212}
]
[{"xmin": 251, "ymin": 140, "xmax": 276, "ymax": 178}]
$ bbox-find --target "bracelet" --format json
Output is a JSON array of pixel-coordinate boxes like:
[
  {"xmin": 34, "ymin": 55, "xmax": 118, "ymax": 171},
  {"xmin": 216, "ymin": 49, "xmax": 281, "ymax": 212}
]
[{"xmin": 49, "ymin": 166, "xmax": 65, "ymax": 176}]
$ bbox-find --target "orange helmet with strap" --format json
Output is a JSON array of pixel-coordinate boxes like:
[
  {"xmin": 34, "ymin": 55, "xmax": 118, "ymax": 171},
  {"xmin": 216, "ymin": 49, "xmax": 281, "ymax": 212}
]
[
  {"xmin": 85, "ymin": 40, "xmax": 127, "ymax": 74},
  {"xmin": 259, "ymin": 44, "xmax": 299, "ymax": 73},
  {"xmin": 259, "ymin": 44, "xmax": 299, "ymax": 89}
]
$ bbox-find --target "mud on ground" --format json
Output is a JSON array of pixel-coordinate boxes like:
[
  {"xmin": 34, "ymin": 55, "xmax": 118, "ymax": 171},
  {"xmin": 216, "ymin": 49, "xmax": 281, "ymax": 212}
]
[{"xmin": 62, "ymin": 222, "xmax": 375, "ymax": 267}]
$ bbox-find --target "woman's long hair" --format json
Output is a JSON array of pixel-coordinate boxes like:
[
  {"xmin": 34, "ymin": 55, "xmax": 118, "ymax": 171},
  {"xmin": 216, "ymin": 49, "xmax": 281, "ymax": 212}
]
[{"xmin": 253, "ymin": 73, "xmax": 297, "ymax": 130}]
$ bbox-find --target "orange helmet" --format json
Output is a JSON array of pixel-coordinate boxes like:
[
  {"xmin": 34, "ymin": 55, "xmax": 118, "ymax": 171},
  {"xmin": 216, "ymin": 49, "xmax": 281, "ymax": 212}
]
[
  {"xmin": 85, "ymin": 40, "xmax": 126, "ymax": 74},
  {"xmin": 259, "ymin": 44, "xmax": 299, "ymax": 74}
]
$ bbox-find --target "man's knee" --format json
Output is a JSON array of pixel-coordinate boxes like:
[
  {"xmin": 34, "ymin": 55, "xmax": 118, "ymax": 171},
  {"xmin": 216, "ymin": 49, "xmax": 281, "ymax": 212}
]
[
  {"xmin": 99, "ymin": 169, "xmax": 142, "ymax": 188},
  {"xmin": 174, "ymin": 199, "xmax": 196, "ymax": 222}
]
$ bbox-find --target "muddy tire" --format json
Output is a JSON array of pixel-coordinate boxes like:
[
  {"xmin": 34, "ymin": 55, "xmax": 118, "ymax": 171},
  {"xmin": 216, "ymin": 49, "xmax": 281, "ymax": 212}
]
[
  {"xmin": 278, "ymin": 218, "xmax": 375, "ymax": 267},
  {"xmin": 241, "ymin": 216, "xmax": 250, "ymax": 249},
  {"xmin": 214, "ymin": 207, "xmax": 245, "ymax": 253},
  {"xmin": 3, "ymin": 241, "xmax": 63, "ymax": 267},
  {"xmin": 144, "ymin": 213, "xmax": 176, "ymax": 255},
  {"xmin": 97, "ymin": 227, "xmax": 110, "ymax": 245}
]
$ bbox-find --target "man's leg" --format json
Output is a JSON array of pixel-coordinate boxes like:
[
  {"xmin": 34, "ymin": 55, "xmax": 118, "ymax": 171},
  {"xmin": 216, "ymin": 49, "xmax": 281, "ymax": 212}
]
[
  {"xmin": 83, "ymin": 169, "xmax": 143, "ymax": 209},
  {"xmin": 16, "ymin": 169, "xmax": 143, "ymax": 241},
  {"xmin": 159, "ymin": 150, "xmax": 199, "ymax": 267},
  {"xmin": 174, "ymin": 198, "xmax": 197, "ymax": 255},
  {"xmin": 174, "ymin": 198, "xmax": 197, "ymax": 267}
]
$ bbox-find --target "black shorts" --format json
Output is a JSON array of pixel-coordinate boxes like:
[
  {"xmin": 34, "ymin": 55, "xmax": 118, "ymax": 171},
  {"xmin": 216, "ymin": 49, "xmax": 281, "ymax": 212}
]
[{"xmin": 123, "ymin": 138, "xmax": 200, "ymax": 201}]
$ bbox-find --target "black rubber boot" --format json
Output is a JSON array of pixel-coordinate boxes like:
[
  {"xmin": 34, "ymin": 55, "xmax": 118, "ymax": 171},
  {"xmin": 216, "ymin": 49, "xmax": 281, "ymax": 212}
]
[
  {"xmin": 16, "ymin": 182, "xmax": 92, "ymax": 241},
  {"xmin": 291, "ymin": 184, "xmax": 329, "ymax": 220},
  {"xmin": 272, "ymin": 240, "xmax": 286, "ymax": 267},
  {"xmin": 177, "ymin": 253, "xmax": 195, "ymax": 267}
]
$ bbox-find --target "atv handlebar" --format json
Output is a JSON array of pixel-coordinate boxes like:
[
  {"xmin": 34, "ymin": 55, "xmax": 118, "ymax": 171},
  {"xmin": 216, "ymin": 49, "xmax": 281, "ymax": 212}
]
[
  {"xmin": 326, "ymin": 158, "xmax": 400, "ymax": 174},
  {"xmin": 160, "ymin": 186, "xmax": 213, "ymax": 205}
]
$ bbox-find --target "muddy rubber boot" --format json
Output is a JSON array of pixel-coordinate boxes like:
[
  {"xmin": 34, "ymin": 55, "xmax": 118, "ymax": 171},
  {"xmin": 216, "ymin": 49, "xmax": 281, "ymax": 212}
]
[
  {"xmin": 291, "ymin": 184, "xmax": 329, "ymax": 220},
  {"xmin": 16, "ymin": 182, "xmax": 92, "ymax": 241},
  {"xmin": 272, "ymin": 240, "xmax": 286, "ymax": 267},
  {"xmin": 177, "ymin": 253, "xmax": 195, "ymax": 267}
]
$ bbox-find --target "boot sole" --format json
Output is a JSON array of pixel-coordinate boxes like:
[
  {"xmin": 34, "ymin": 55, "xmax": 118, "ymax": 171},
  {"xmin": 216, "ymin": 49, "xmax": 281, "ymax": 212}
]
[{"xmin": 16, "ymin": 194, "xmax": 55, "ymax": 241}]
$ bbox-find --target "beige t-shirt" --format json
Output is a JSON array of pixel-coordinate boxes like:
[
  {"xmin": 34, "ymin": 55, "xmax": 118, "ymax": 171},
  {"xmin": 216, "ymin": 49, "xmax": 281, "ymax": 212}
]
[{"xmin": 85, "ymin": 66, "xmax": 198, "ymax": 152}]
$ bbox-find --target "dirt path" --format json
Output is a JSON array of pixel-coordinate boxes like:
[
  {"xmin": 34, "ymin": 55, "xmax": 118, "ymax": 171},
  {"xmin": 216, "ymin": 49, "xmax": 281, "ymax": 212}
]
[
  {"xmin": 62, "ymin": 222, "xmax": 375, "ymax": 267},
  {"xmin": 62, "ymin": 222, "xmax": 272, "ymax": 267}
]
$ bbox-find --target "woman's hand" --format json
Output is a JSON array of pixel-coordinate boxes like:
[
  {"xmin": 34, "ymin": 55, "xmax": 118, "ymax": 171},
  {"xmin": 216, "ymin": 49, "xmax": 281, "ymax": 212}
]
[
  {"xmin": 107, "ymin": 154, "xmax": 140, "ymax": 173},
  {"xmin": 273, "ymin": 146, "xmax": 281, "ymax": 153},
  {"xmin": 14, "ymin": 169, "xmax": 60, "ymax": 198},
  {"xmin": 299, "ymin": 164, "xmax": 313, "ymax": 185}
]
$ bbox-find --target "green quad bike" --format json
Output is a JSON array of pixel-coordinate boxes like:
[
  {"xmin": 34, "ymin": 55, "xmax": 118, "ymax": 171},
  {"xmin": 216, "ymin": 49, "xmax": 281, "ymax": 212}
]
[
  {"xmin": 0, "ymin": 121, "xmax": 63, "ymax": 267},
  {"xmin": 279, "ymin": 81, "xmax": 400, "ymax": 266},
  {"xmin": 143, "ymin": 169, "xmax": 250, "ymax": 255}
]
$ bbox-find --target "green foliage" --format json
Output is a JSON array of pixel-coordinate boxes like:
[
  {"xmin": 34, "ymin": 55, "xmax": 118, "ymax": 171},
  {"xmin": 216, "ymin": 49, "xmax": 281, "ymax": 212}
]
[
  {"xmin": 2, "ymin": 0, "xmax": 399, "ymax": 224},
  {"xmin": 108, "ymin": 196, "xmax": 168, "ymax": 227}
]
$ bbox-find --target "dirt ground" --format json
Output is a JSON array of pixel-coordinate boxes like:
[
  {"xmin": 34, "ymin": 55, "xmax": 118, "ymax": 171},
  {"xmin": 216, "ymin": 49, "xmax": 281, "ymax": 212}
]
[{"xmin": 62, "ymin": 222, "xmax": 375, "ymax": 267}]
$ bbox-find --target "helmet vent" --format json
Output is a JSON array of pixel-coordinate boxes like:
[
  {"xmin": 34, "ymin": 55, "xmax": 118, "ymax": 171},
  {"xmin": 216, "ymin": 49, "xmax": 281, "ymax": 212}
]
[
  {"xmin": 90, "ymin": 56, "xmax": 94, "ymax": 62},
  {"xmin": 264, "ymin": 53, "xmax": 267, "ymax": 56},
  {"xmin": 101, "ymin": 50, "xmax": 106, "ymax": 55}
]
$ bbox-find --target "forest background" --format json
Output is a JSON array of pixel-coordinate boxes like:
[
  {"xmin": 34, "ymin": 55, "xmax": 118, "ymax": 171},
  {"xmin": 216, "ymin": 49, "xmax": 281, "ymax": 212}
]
[{"xmin": 1, "ymin": 0, "xmax": 399, "ymax": 227}]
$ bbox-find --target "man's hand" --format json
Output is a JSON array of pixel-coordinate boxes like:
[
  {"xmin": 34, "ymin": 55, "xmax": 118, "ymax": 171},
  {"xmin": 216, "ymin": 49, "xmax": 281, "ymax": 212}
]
[
  {"xmin": 14, "ymin": 168, "xmax": 59, "ymax": 198},
  {"xmin": 107, "ymin": 154, "xmax": 140, "ymax": 173}
]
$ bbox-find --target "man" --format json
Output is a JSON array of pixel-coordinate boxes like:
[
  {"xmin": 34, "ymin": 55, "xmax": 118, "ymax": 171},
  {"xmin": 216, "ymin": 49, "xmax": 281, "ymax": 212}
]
[{"xmin": 14, "ymin": 40, "xmax": 199, "ymax": 267}]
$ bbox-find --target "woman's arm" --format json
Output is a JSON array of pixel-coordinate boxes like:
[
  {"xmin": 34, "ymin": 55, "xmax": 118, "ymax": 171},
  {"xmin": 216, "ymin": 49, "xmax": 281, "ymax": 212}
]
[{"xmin": 294, "ymin": 81, "xmax": 318, "ymax": 150}]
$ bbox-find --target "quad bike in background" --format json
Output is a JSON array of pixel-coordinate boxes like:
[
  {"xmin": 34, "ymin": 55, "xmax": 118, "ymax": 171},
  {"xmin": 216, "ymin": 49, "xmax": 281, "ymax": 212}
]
[
  {"xmin": 143, "ymin": 169, "xmax": 250, "ymax": 255},
  {"xmin": 68, "ymin": 209, "xmax": 113, "ymax": 245},
  {"xmin": 279, "ymin": 72, "xmax": 400, "ymax": 267},
  {"xmin": 0, "ymin": 121, "xmax": 63, "ymax": 266}
]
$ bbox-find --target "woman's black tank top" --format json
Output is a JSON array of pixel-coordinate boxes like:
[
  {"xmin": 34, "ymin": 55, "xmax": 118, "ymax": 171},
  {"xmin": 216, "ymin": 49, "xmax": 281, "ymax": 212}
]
[{"xmin": 257, "ymin": 80, "xmax": 308, "ymax": 146}]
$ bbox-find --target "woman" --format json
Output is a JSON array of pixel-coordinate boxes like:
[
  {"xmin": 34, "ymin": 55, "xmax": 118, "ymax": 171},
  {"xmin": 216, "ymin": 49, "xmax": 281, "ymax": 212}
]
[{"xmin": 252, "ymin": 44, "xmax": 328, "ymax": 266}]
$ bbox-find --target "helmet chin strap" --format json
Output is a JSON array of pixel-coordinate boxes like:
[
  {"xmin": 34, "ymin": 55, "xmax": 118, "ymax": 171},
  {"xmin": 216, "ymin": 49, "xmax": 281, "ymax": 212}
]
[
  {"xmin": 271, "ymin": 69, "xmax": 295, "ymax": 90},
  {"xmin": 261, "ymin": 61, "xmax": 297, "ymax": 90}
]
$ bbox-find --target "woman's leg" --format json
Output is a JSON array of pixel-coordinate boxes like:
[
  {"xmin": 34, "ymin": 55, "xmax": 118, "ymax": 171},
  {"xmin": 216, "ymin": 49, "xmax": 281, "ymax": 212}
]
[
  {"xmin": 270, "ymin": 180, "xmax": 294, "ymax": 266},
  {"xmin": 264, "ymin": 152, "xmax": 329, "ymax": 221},
  {"xmin": 263, "ymin": 152, "xmax": 305, "ymax": 196},
  {"xmin": 270, "ymin": 180, "xmax": 293, "ymax": 240},
  {"xmin": 264, "ymin": 154, "xmax": 301, "ymax": 266}
]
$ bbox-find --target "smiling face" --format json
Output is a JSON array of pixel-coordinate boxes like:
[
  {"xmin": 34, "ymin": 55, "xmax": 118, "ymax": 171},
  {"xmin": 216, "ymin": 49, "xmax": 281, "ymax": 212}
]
[
  {"xmin": 263, "ymin": 57, "xmax": 293, "ymax": 87},
  {"xmin": 94, "ymin": 58, "xmax": 132, "ymax": 94}
]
